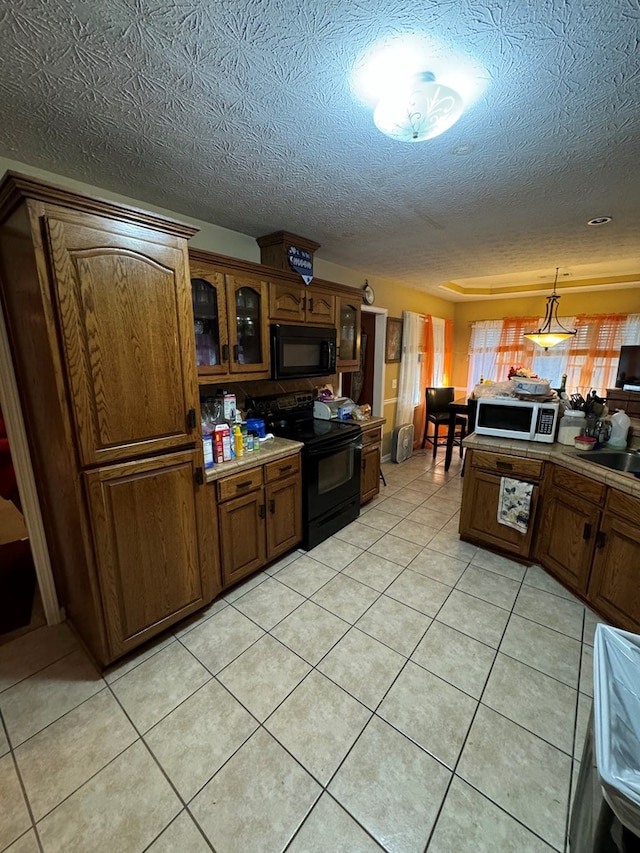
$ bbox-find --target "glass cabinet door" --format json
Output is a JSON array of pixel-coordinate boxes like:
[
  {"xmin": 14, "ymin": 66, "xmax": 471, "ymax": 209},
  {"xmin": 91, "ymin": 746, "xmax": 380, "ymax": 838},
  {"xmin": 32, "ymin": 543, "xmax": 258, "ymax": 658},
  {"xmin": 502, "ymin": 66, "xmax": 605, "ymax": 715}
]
[
  {"xmin": 226, "ymin": 274, "xmax": 270, "ymax": 374},
  {"xmin": 191, "ymin": 276, "xmax": 228, "ymax": 374},
  {"xmin": 234, "ymin": 285, "xmax": 262, "ymax": 365},
  {"xmin": 337, "ymin": 297, "xmax": 361, "ymax": 370}
]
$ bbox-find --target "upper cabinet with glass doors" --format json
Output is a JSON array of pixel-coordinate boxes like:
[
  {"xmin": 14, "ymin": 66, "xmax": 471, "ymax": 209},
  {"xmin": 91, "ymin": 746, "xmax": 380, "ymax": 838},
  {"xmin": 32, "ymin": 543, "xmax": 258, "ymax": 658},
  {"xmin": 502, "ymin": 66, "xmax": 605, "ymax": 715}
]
[
  {"xmin": 191, "ymin": 269, "xmax": 228, "ymax": 377},
  {"xmin": 189, "ymin": 251, "xmax": 270, "ymax": 382},
  {"xmin": 336, "ymin": 294, "xmax": 361, "ymax": 371},
  {"xmin": 225, "ymin": 272, "xmax": 270, "ymax": 375}
]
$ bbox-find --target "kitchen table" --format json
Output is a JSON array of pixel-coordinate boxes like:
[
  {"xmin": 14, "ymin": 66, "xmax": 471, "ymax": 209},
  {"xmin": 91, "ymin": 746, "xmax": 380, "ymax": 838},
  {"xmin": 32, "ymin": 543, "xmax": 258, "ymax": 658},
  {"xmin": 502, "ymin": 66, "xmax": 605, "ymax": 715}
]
[{"xmin": 444, "ymin": 397, "xmax": 477, "ymax": 472}]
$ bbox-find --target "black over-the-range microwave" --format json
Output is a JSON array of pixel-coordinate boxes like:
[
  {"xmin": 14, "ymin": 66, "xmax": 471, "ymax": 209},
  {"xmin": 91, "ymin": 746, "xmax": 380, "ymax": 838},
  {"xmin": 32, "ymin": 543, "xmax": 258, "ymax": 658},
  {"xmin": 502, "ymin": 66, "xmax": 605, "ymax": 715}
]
[{"xmin": 270, "ymin": 323, "xmax": 337, "ymax": 380}]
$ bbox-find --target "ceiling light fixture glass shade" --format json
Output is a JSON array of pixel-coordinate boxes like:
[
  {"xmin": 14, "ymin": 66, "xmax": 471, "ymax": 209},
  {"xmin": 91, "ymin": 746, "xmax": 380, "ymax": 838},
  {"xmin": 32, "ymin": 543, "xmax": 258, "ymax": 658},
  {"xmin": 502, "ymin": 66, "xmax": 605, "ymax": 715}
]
[
  {"xmin": 524, "ymin": 268, "xmax": 577, "ymax": 351},
  {"xmin": 373, "ymin": 71, "xmax": 464, "ymax": 142}
]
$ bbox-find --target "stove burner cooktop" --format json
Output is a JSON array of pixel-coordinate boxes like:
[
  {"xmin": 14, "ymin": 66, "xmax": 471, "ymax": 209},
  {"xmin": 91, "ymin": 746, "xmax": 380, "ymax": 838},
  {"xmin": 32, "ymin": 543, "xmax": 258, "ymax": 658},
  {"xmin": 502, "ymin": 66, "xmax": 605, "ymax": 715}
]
[{"xmin": 248, "ymin": 392, "xmax": 361, "ymax": 446}]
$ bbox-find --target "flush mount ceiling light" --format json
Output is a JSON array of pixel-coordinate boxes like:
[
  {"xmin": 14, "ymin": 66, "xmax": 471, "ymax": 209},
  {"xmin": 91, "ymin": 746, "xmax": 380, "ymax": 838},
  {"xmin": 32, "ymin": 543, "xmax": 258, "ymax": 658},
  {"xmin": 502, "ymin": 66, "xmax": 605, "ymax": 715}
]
[
  {"xmin": 524, "ymin": 268, "xmax": 577, "ymax": 351},
  {"xmin": 373, "ymin": 71, "xmax": 464, "ymax": 142}
]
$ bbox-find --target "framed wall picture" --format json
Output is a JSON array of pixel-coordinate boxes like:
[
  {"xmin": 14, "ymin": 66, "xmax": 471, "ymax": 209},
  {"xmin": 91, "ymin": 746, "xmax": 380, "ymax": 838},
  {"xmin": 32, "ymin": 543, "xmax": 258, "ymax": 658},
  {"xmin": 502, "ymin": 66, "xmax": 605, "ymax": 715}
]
[{"xmin": 385, "ymin": 317, "xmax": 403, "ymax": 363}]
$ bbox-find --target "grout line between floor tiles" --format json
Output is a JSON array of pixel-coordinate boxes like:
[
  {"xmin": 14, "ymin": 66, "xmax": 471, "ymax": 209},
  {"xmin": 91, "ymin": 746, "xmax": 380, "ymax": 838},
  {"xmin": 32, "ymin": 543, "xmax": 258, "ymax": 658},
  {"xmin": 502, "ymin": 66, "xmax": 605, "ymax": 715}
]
[
  {"xmin": 0, "ymin": 646, "xmax": 79, "ymax": 696},
  {"xmin": 421, "ymin": 563, "xmax": 566, "ymax": 853},
  {"xmin": 431, "ymin": 558, "xmax": 577, "ymax": 853},
  {"xmin": 139, "ymin": 809, "xmax": 215, "ymax": 853},
  {"xmin": 564, "ymin": 608, "xmax": 586, "ymax": 853}
]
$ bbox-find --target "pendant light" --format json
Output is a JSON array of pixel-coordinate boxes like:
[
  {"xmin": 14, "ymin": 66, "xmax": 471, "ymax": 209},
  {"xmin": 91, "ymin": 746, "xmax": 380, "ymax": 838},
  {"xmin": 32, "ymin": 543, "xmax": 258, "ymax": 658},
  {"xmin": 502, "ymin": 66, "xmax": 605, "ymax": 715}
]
[{"xmin": 524, "ymin": 268, "xmax": 577, "ymax": 351}]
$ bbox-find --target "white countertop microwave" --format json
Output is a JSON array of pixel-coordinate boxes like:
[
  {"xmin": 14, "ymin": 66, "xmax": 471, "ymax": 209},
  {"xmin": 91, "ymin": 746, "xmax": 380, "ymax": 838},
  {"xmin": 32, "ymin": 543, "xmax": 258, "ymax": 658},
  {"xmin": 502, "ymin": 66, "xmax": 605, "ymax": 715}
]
[{"xmin": 475, "ymin": 397, "xmax": 560, "ymax": 443}]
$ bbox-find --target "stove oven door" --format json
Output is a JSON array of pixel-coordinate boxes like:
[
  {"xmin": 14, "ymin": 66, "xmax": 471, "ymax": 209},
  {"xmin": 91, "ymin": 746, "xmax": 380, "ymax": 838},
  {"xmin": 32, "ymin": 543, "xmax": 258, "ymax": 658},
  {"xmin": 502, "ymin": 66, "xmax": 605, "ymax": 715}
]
[{"xmin": 303, "ymin": 429, "xmax": 362, "ymax": 548}]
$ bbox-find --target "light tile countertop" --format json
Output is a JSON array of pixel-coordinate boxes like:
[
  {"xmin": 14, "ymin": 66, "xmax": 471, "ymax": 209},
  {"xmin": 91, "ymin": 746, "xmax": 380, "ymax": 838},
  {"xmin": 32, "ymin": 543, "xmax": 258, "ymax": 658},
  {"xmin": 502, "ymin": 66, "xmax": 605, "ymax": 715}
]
[
  {"xmin": 463, "ymin": 433, "xmax": 640, "ymax": 499},
  {"xmin": 205, "ymin": 417, "xmax": 386, "ymax": 484},
  {"xmin": 356, "ymin": 416, "xmax": 386, "ymax": 430},
  {"xmin": 205, "ymin": 437, "xmax": 303, "ymax": 483}
]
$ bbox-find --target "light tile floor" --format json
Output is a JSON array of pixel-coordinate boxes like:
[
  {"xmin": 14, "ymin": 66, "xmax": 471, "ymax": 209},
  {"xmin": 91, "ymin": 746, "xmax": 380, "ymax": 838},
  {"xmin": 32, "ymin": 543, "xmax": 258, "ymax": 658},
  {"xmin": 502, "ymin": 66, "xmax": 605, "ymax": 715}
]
[{"xmin": 0, "ymin": 452, "xmax": 602, "ymax": 853}]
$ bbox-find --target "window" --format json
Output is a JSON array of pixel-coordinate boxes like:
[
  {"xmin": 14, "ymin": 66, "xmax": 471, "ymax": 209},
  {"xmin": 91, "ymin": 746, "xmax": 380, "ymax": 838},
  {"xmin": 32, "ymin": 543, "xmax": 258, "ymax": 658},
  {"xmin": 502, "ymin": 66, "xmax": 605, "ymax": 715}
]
[{"xmin": 467, "ymin": 314, "xmax": 640, "ymax": 395}]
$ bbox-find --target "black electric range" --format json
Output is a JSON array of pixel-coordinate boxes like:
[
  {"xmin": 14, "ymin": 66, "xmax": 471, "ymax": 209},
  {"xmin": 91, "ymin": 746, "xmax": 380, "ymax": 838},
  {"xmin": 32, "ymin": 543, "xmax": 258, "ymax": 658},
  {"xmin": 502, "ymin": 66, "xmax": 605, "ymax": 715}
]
[{"xmin": 248, "ymin": 392, "xmax": 362, "ymax": 549}]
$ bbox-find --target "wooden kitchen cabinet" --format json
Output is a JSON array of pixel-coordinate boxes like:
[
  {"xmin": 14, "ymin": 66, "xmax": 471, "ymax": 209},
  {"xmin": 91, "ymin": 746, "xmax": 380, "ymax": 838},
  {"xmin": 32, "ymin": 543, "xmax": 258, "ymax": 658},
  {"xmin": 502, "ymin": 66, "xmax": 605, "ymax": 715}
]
[
  {"xmin": 264, "ymin": 457, "xmax": 302, "ymax": 558},
  {"xmin": 587, "ymin": 488, "xmax": 640, "ymax": 632},
  {"xmin": 218, "ymin": 489, "xmax": 267, "ymax": 587},
  {"xmin": 535, "ymin": 465, "xmax": 604, "ymax": 595},
  {"xmin": 605, "ymin": 388, "xmax": 640, "ymax": 418},
  {"xmin": 44, "ymin": 211, "xmax": 200, "ymax": 467},
  {"xmin": 360, "ymin": 422, "xmax": 382, "ymax": 504},
  {"xmin": 336, "ymin": 294, "xmax": 361, "ymax": 371},
  {"xmin": 0, "ymin": 173, "xmax": 220, "ymax": 666},
  {"xmin": 459, "ymin": 450, "xmax": 543, "ymax": 557},
  {"xmin": 226, "ymin": 272, "xmax": 270, "ymax": 374},
  {"xmin": 191, "ymin": 269, "xmax": 229, "ymax": 377},
  {"xmin": 269, "ymin": 281, "xmax": 336, "ymax": 326},
  {"xmin": 216, "ymin": 454, "xmax": 302, "ymax": 587},
  {"xmin": 189, "ymin": 250, "xmax": 270, "ymax": 382},
  {"xmin": 85, "ymin": 451, "xmax": 220, "ymax": 658},
  {"xmin": 266, "ymin": 476, "xmax": 302, "ymax": 558}
]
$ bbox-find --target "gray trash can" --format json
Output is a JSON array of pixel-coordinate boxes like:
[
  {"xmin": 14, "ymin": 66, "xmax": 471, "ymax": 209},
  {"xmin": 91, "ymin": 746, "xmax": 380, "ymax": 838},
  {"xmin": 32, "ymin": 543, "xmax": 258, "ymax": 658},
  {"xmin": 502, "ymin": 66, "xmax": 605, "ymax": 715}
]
[{"xmin": 569, "ymin": 626, "xmax": 640, "ymax": 852}]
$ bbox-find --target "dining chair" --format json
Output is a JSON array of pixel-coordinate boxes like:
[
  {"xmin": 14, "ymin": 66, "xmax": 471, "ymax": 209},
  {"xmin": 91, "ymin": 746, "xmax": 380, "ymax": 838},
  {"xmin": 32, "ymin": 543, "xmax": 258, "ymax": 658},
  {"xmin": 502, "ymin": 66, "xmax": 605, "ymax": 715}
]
[{"xmin": 421, "ymin": 386, "xmax": 467, "ymax": 459}]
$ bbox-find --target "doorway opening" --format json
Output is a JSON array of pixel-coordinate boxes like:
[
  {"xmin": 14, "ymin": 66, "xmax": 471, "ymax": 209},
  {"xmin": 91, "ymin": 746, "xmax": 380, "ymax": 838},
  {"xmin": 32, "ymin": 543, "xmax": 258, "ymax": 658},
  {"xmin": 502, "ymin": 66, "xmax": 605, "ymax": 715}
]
[
  {"xmin": 0, "ymin": 411, "xmax": 45, "ymax": 643},
  {"xmin": 342, "ymin": 306, "xmax": 386, "ymax": 417}
]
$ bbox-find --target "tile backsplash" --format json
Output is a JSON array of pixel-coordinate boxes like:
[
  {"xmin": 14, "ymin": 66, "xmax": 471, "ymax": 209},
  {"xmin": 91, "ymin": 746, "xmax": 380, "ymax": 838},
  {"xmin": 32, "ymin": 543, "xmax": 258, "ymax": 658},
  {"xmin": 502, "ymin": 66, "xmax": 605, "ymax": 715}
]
[{"xmin": 199, "ymin": 375, "xmax": 340, "ymax": 416}]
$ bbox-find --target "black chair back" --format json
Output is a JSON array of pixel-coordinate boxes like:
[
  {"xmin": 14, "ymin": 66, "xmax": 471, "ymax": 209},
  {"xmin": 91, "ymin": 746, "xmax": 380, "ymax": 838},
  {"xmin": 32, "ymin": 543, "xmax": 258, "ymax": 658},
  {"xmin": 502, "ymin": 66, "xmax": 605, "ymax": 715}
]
[{"xmin": 426, "ymin": 386, "xmax": 455, "ymax": 417}]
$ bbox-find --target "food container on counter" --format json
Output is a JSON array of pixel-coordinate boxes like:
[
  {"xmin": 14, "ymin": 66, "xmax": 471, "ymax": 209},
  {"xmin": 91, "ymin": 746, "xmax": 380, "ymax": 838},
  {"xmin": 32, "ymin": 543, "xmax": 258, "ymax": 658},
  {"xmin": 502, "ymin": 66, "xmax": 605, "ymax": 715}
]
[
  {"xmin": 574, "ymin": 434, "xmax": 597, "ymax": 451},
  {"xmin": 246, "ymin": 417, "xmax": 266, "ymax": 438},
  {"xmin": 558, "ymin": 409, "xmax": 586, "ymax": 445},
  {"xmin": 510, "ymin": 377, "xmax": 552, "ymax": 396}
]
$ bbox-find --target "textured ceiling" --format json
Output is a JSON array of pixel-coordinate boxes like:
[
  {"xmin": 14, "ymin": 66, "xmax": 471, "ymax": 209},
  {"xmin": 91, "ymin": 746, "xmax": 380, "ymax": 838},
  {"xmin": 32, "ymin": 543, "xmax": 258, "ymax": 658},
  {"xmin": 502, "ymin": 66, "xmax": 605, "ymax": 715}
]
[{"xmin": 1, "ymin": 0, "xmax": 639, "ymax": 300}]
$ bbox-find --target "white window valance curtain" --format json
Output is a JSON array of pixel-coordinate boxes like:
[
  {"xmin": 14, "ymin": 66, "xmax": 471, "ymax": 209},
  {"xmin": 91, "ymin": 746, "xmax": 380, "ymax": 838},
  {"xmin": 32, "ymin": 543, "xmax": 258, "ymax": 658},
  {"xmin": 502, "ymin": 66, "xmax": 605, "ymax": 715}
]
[{"xmin": 395, "ymin": 311, "xmax": 423, "ymax": 427}]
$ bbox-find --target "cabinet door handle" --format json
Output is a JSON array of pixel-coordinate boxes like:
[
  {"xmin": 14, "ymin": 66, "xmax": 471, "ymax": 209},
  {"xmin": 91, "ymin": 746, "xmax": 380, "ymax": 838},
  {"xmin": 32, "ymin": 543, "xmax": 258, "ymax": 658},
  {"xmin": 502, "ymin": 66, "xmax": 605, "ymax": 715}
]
[
  {"xmin": 269, "ymin": 499, "xmax": 275, "ymax": 514},
  {"xmin": 596, "ymin": 531, "xmax": 607, "ymax": 549},
  {"xmin": 236, "ymin": 480, "xmax": 252, "ymax": 490},
  {"xmin": 259, "ymin": 504, "xmax": 266, "ymax": 519},
  {"xmin": 222, "ymin": 344, "xmax": 229, "ymax": 362},
  {"xmin": 308, "ymin": 297, "xmax": 314, "ymax": 313},
  {"xmin": 278, "ymin": 464, "xmax": 292, "ymax": 474},
  {"xmin": 195, "ymin": 467, "xmax": 204, "ymax": 485},
  {"xmin": 233, "ymin": 344, "xmax": 239, "ymax": 362},
  {"xmin": 583, "ymin": 523, "xmax": 592, "ymax": 540},
  {"xmin": 187, "ymin": 408, "xmax": 197, "ymax": 429},
  {"xmin": 496, "ymin": 460, "xmax": 513, "ymax": 470}
]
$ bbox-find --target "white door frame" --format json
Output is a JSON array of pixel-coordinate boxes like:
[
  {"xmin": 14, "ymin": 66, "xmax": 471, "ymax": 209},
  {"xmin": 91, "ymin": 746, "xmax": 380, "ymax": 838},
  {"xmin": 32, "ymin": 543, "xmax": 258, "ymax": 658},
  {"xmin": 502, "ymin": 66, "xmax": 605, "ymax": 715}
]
[
  {"xmin": 0, "ymin": 307, "xmax": 62, "ymax": 624},
  {"xmin": 362, "ymin": 305, "xmax": 387, "ymax": 418}
]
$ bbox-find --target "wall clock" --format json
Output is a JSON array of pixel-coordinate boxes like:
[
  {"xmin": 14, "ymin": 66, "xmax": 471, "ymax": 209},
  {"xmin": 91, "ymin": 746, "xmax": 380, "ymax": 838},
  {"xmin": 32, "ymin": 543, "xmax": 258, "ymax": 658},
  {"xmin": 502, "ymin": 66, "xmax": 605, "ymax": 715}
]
[{"xmin": 362, "ymin": 281, "xmax": 375, "ymax": 305}]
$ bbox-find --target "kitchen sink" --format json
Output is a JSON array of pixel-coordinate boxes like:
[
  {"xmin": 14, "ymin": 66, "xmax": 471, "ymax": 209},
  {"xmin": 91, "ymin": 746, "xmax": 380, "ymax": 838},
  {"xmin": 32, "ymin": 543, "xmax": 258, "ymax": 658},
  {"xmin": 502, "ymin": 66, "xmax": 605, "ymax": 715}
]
[{"xmin": 582, "ymin": 449, "xmax": 640, "ymax": 474}]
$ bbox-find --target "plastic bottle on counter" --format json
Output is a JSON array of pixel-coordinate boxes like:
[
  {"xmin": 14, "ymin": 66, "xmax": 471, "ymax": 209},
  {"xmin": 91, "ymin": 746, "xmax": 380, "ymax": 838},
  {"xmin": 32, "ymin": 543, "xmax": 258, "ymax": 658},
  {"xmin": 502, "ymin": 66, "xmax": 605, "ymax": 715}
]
[
  {"xmin": 233, "ymin": 424, "xmax": 244, "ymax": 458},
  {"xmin": 607, "ymin": 409, "xmax": 631, "ymax": 448}
]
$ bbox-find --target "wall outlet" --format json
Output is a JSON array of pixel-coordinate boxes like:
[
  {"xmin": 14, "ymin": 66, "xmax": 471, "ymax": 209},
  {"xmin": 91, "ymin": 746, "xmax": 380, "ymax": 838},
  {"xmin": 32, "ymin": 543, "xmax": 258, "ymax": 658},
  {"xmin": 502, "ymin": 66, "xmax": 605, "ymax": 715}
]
[{"xmin": 392, "ymin": 379, "xmax": 397, "ymax": 389}]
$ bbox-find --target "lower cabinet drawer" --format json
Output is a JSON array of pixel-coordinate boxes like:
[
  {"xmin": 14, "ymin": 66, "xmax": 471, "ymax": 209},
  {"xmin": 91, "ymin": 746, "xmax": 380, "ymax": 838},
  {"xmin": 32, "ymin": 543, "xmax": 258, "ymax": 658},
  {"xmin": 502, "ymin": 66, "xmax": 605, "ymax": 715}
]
[
  {"xmin": 552, "ymin": 464, "xmax": 605, "ymax": 506},
  {"xmin": 217, "ymin": 466, "xmax": 263, "ymax": 502},
  {"xmin": 471, "ymin": 450, "xmax": 544, "ymax": 481},
  {"xmin": 361, "ymin": 426, "xmax": 382, "ymax": 448},
  {"xmin": 264, "ymin": 454, "xmax": 300, "ymax": 484}
]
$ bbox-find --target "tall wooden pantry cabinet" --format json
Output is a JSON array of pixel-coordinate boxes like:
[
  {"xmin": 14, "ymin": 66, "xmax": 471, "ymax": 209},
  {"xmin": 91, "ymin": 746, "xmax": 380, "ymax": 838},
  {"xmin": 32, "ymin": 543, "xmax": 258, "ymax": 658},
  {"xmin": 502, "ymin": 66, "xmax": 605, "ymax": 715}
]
[{"xmin": 0, "ymin": 173, "xmax": 220, "ymax": 666}]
